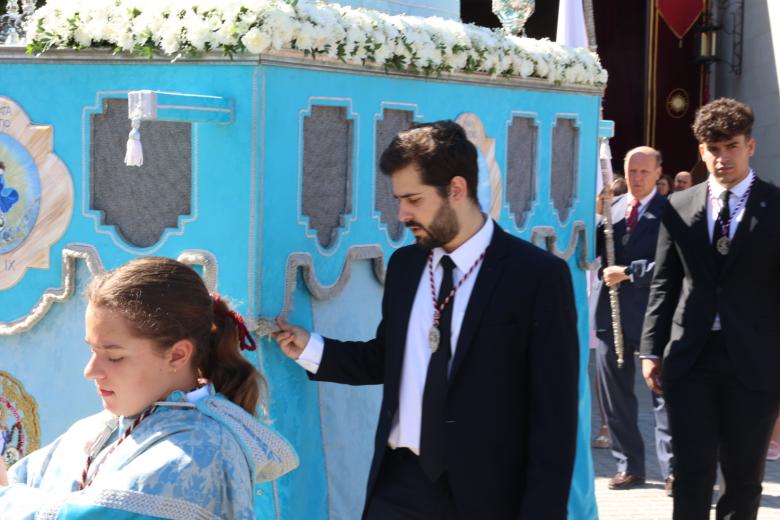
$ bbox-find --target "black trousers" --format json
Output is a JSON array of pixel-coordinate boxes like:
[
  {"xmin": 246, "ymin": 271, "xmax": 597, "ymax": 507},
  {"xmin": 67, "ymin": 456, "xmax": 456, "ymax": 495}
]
[
  {"xmin": 664, "ymin": 332, "xmax": 780, "ymax": 520},
  {"xmin": 365, "ymin": 448, "xmax": 458, "ymax": 520}
]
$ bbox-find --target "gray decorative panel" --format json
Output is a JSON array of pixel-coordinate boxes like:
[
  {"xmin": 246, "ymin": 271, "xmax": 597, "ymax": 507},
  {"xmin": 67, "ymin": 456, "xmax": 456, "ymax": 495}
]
[
  {"xmin": 506, "ymin": 116, "xmax": 538, "ymax": 228},
  {"xmin": 551, "ymin": 117, "xmax": 579, "ymax": 223},
  {"xmin": 375, "ymin": 108, "xmax": 414, "ymax": 241},
  {"xmin": 90, "ymin": 98, "xmax": 192, "ymax": 248},
  {"xmin": 302, "ymin": 105, "xmax": 354, "ymax": 249}
]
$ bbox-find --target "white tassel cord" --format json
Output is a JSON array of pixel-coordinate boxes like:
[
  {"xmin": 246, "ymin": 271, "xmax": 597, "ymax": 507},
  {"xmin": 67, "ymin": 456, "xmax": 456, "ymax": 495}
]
[{"xmin": 124, "ymin": 117, "xmax": 143, "ymax": 167}]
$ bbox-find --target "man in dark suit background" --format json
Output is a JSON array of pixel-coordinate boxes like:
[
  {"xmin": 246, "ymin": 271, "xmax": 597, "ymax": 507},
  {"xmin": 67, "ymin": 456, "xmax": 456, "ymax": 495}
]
[
  {"xmin": 274, "ymin": 121, "xmax": 579, "ymax": 519},
  {"xmin": 641, "ymin": 98, "xmax": 780, "ymax": 519},
  {"xmin": 594, "ymin": 146, "xmax": 674, "ymax": 493}
]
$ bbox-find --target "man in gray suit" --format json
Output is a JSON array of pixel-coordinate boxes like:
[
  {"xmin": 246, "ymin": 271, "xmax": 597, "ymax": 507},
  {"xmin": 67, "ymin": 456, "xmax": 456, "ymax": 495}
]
[{"xmin": 595, "ymin": 146, "xmax": 674, "ymax": 493}]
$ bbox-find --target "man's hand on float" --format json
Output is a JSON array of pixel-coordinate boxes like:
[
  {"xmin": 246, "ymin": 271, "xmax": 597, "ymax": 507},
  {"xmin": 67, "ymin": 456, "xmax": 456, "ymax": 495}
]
[{"xmin": 273, "ymin": 317, "xmax": 311, "ymax": 360}]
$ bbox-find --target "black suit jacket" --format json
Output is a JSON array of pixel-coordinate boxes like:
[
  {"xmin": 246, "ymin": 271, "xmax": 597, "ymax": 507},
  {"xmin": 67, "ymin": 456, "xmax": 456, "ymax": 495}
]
[
  {"xmin": 640, "ymin": 178, "xmax": 780, "ymax": 392},
  {"xmin": 595, "ymin": 193, "xmax": 669, "ymax": 346},
  {"xmin": 309, "ymin": 223, "xmax": 580, "ymax": 519}
]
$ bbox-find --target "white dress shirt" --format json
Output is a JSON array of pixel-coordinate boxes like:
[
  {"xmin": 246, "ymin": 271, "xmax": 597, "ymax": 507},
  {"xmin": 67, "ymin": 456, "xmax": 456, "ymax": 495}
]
[
  {"xmin": 296, "ymin": 216, "xmax": 495, "ymax": 454},
  {"xmin": 598, "ymin": 187, "xmax": 657, "ymax": 223},
  {"xmin": 708, "ymin": 169, "xmax": 754, "ymax": 330}
]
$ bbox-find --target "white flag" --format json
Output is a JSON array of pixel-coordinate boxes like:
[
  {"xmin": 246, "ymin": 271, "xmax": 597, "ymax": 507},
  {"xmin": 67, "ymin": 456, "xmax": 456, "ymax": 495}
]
[
  {"xmin": 556, "ymin": 0, "xmax": 588, "ymax": 48},
  {"xmin": 598, "ymin": 139, "xmax": 614, "ymax": 196}
]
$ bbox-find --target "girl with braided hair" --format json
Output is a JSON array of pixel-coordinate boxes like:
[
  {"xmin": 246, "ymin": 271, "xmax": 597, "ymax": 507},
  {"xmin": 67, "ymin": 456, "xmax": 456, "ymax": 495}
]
[{"xmin": 0, "ymin": 256, "xmax": 297, "ymax": 519}]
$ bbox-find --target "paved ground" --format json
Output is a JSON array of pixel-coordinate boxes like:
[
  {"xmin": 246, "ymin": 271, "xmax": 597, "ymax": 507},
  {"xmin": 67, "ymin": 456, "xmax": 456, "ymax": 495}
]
[{"xmin": 589, "ymin": 352, "xmax": 780, "ymax": 519}]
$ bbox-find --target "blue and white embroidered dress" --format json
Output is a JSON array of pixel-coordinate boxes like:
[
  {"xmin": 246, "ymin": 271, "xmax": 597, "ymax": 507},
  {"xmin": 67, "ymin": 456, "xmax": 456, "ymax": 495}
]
[{"xmin": 0, "ymin": 385, "xmax": 298, "ymax": 519}]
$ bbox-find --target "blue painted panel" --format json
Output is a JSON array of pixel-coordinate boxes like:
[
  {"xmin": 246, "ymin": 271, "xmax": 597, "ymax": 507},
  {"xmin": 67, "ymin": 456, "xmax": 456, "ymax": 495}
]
[
  {"xmin": 312, "ymin": 261, "xmax": 383, "ymax": 519},
  {"xmin": 0, "ymin": 63, "xmax": 257, "ymax": 316},
  {"xmin": 0, "ymin": 61, "xmax": 288, "ymax": 515},
  {"xmin": 0, "ymin": 263, "xmax": 97, "ymax": 443},
  {"xmin": 1, "ymin": 57, "xmax": 600, "ymax": 519},
  {"xmin": 258, "ymin": 64, "xmax": 599, "ymax": 519}
]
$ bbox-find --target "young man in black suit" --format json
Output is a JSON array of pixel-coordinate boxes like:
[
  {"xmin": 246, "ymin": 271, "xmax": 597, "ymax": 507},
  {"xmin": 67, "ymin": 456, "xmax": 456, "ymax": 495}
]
[
  {"xmin": 641, "ymin": 98, "xmax": 780, "ymax": 519},
  {"xmin": 275, "ymin": 121, "xmax": 580, "ymax": 519}
]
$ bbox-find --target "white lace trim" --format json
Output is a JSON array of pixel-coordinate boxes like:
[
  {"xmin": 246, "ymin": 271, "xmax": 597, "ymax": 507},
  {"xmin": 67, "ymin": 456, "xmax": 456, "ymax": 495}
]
[
  {"xmin": 35, "ymin": 489, "xmax": 219, "ymax": 520},
  {"xmin": 201, "ymin": 398, "xmax": 299, "ymax": 482}
]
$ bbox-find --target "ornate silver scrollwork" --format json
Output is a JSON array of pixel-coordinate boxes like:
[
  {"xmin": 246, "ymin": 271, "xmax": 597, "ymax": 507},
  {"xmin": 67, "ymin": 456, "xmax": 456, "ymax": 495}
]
[
  {"xmin": 177, "ymin": 250, "xmax": 219, "ymax": 293},
  {"xmin": 0, "ymin": 245, "xmax": 105, "ymax": 336},
  {"xmin": 254, "ymin": 245, "xmax": 385, "ymax": 337},
  {"xmin": 0, "ymin": 246, "xmax": 221, "ymax": 336},
  {"xmin": 254, "ymin": 225, "xmax": 599, "ymax": 337}
]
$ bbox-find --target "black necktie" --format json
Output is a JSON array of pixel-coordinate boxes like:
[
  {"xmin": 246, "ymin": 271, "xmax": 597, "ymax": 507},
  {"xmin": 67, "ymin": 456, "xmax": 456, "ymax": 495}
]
[
  {"xmin": 419, "ymin": 255, "xmax": 455, "ymax": 482},
  {"xmin": 712, "ymin": 190, "xmax": 731, "ymax": 269}
]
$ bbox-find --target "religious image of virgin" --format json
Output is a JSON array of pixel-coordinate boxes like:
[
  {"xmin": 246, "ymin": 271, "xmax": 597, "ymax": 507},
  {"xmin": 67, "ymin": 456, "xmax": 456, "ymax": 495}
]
[
  {"xmin": 0, "ymin": 398, "xmax": 24, "ymax": 467},
  {"xmin": 0, "ymin": 161, "xmax": 20, "ymax": 222}
]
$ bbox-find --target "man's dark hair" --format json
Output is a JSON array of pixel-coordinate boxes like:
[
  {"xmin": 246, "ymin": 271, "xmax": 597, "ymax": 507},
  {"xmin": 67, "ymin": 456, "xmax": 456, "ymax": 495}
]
[
  {"xmin": 379, "ymin": 120, "xmax": 478, "ymax": 201},
  {"xmin": 692, "ymin": 98, "xmax": 754, "ymax": 143}
]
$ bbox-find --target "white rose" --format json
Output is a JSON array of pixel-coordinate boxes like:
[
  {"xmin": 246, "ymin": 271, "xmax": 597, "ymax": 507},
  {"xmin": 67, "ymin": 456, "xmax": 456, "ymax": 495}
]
[
  {"xmin": 214, "ymin": 24, "xmax": 236, "ymax": 46},
  {"xmin": 179, "ymin": 11, "xmax": 210, "ymax": 49},
  {"xmin": 206, "ymin": 12, "xmax": 224, "ymax": 31},
  {"xmin": 446, "ymin": 50, "xmax": 468, "ymax": 70},
  {"xmin": 115, "ymin": 30, "xmax": 135, "ymax": 50},
  {"xmin": 417, "ymin": 42, "xmax": 441, "ymax": 67},
  {"xmin": 345, "ymin": 27, "xmax": 365, "ymax": 47},
  {"xmin": 265, "ymin": 9, "xmax": 298, "ymax": 49},
  {"xmin": 74, "ymin": 26, "xmax": 92, "ymax": 47},
  {"xmin": 242, "ymin": 27, "xmax": 271, "ymax": 54},
  {"xmin": 295, "ymin": 22, "xmax": 315, "ymax": 50},
  {"xmin": 312, "ymin": 25, "xmax": 332, "ymax": 49},
  {"xmin": 158, "ymin": 19, "xmax": 184, "ymax": 54},
  {"xmin": 518, "ymin": 57, "xmax": 534, "ymax": 78},
  {"xmin": 533, "ymin": 55, "xmax": 549, "ymax": 78},
  {"xmin": 372, "ymin": 43, "xmax": 389, "ymax": 64}
]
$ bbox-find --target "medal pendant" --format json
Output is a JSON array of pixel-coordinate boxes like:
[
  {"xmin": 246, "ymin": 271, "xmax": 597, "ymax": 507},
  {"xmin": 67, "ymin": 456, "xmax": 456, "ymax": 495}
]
[
  {"xmin": 716, "ymin": 236, "xmax": 731, "ymax": 256},
  {"xmin": 621, "ymin": 234, "xmax": 631, "ymax": 246},
  {"xmin": 428, "ymin": 325, "xmax": 440, "ymax": 353}
]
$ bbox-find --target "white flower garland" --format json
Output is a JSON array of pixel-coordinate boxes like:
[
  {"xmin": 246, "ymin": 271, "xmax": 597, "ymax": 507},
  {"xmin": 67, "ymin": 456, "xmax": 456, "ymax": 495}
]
[{"xmin": 26, "ymin": 0, "xmax": 607, "ymax": 87}]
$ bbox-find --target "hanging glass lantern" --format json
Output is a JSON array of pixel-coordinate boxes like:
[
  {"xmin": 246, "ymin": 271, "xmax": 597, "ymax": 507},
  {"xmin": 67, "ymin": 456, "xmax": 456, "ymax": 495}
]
[{"xmin": 491, "ymin": 0, "xmax": 535, "ymax": 36}]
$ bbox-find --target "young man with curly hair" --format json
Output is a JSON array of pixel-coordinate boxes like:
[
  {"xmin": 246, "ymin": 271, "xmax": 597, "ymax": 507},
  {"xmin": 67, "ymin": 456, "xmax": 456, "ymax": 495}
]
[{"xmin": 641, "ymin": 98, "xmax": 780, "ymax": 519}]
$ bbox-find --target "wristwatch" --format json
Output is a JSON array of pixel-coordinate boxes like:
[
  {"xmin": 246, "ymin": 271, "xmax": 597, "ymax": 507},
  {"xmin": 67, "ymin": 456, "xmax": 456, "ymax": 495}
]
[{"xmin": 623, "ymin": 265, "xmax": 632, "ymax": 276}]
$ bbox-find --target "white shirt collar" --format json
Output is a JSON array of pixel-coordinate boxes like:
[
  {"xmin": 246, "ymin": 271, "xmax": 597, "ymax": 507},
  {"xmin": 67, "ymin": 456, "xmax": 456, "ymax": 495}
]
[
  {"xmin": 432, "ymin": 216, "xmax": 494, "ymax": 273},
  {"xmin": 626, "ymin": 187, "xmax": 657, "ymax": 209},
  {"xmin": 708, "ymin": 169, "xmax": 754, "ymax": 200}
]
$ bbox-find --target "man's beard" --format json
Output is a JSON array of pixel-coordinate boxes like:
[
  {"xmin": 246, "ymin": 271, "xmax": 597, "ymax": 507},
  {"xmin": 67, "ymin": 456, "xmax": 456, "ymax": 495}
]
[{"xmin": 408, "ymin": 199, "xmax": 459, "ymax": 250}]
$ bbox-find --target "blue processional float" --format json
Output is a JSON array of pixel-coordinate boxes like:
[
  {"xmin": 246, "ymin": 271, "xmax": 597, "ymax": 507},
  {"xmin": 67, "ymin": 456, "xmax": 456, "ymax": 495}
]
[{"xmin": 0, "ymin": 0, "xmax": 609, "ymax": 517}]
